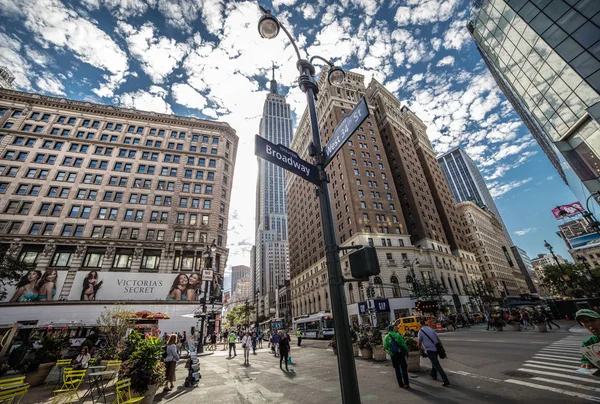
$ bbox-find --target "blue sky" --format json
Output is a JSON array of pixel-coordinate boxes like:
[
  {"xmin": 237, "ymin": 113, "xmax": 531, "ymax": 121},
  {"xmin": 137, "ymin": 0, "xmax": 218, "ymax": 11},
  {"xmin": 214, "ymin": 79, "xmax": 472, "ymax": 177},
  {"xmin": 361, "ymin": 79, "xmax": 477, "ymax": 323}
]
[{"xmin": 0, "ymin": 0, "xmax": 578, "ymax": 275}]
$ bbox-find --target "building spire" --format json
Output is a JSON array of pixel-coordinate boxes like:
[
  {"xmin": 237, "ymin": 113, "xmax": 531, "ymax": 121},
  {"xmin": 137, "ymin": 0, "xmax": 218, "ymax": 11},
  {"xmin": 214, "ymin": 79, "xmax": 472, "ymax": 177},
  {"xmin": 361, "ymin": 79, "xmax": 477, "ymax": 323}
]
[{"xmin": 269, "ymin": 62, "xmax": 278, "ymax": 95}]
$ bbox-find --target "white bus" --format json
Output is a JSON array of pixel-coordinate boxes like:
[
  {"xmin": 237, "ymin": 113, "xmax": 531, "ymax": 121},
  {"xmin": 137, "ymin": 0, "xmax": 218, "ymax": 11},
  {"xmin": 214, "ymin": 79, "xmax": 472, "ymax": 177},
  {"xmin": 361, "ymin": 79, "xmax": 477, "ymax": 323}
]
[{"xmin": 294, "ymin": 313, "xmax": 334, "ymax": 339}]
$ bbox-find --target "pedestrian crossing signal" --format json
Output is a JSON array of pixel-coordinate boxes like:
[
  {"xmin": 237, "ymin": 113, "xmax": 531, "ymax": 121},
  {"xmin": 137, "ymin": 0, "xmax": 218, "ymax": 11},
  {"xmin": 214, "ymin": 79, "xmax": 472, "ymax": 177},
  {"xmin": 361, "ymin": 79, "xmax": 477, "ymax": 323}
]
[{"xmin": 349, "ymin": 246, "xmax": 380, "ymax": 279}]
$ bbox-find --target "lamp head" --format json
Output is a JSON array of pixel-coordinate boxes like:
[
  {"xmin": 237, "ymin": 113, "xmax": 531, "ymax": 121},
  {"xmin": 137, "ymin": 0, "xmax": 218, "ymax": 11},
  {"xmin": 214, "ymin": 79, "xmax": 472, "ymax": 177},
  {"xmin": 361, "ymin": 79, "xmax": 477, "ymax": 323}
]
[
  {"xmin": 210, "ymin": 239, "xmax": 217, "ymax": 252},
  {"xmin": 544, "ymin": 240, "xmax": 552, "ymax": 251},
  {"xmin": 327, "ymin": 67, "xmax": 346, "ymax": 85},
  {"xmin": 258, "ymin": 12, "xmax": 280, "ymax": 39},
  {"xmin": 414, "ymin": 259, "xmax": 420, "ymax": 266}
]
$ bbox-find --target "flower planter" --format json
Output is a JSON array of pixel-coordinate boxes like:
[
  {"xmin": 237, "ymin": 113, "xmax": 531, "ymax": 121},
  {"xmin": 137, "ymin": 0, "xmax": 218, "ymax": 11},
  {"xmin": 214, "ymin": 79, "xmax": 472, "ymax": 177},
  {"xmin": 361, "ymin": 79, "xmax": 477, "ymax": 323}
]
[
  {"xmin": 352, "ymin": 344, "xmax": 359, "ymax": 357},
  {"xmin": 372, "ymin": 345, "xmax": 386, "ymax": 361},
  {"xmin": 535, "ymin": 323, "xmax": 547, "ymax": 332},
  {"xmin": 495, "ymin": 326, "xmax": 503, "ymax": 331},
  {"xmin": 511, "ymin": 323, "xmax": 521, "ymax": 331},
  {"xmin": 407, "ymin": 352, "xmax": 420, "ymax": 372},
  {"xmin": 133, "ymin": 384, "xmax": 158, "ymax": 404},
  {"xmin": 24, "ymin": 362, "xmax": 55, "ymax": 387},
  {"xmin": 360, "ymin": 348, "xmax": 372, "ymax": 359}
]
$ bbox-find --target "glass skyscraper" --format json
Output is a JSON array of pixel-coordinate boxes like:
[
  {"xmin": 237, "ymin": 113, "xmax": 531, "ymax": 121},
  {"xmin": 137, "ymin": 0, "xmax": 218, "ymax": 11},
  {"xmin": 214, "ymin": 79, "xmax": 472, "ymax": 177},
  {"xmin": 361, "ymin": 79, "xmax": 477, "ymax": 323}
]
[
  {"xmin": 468, "ymin": 0, "xmax": 600, "ymax": 213},
  {"xmin": 254, "ymin": 68, "xmax": 293, "ymax": 317},
  {"xmin": 438, "ymin": 146, "xmax": 513, "ymax": 244}
]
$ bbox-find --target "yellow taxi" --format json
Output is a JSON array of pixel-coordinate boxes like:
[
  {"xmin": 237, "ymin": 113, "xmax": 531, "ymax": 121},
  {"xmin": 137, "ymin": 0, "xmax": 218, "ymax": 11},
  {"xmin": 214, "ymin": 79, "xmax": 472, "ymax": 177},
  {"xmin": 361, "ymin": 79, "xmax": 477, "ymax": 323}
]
[{"xmin": 393, "ymin": 316, "xmax": 422, "ymax": 336}]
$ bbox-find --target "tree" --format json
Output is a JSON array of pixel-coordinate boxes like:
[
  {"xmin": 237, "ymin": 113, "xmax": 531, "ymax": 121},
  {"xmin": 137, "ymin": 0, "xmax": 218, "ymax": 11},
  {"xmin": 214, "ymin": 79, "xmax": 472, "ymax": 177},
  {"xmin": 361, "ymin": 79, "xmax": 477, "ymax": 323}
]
[
  {"xmin": 539, "ymin": 263, "xmax": 600, "ymax": 298},
  {"xmin": 96, "ymin": 304, "xmax": 135, "ymax": 359},
  {"xmin": 463, "ymin": 279, "xmax": 497, "ymax": 311},
  {"xmin": 0, "ymin": 254, "xmax": 29, "ymax": 301},
  {"xmin": 409, "ymin": 278, "xmax": 448, "ymax": 302},
  {"xmin": 225, "ymin": 304, "xmax": 255, "ymax": 327}
]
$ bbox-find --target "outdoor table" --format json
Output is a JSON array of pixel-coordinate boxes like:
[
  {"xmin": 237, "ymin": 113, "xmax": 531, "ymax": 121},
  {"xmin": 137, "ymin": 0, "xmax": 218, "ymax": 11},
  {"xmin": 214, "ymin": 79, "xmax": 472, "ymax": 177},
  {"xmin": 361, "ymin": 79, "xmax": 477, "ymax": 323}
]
[
  {"xmin": 81, "ymin": 371, "xmax": 115, "ymax": 404},
  {"xmin": 87, "ymin": 365, "xmax": 107, "ymax": 371}
]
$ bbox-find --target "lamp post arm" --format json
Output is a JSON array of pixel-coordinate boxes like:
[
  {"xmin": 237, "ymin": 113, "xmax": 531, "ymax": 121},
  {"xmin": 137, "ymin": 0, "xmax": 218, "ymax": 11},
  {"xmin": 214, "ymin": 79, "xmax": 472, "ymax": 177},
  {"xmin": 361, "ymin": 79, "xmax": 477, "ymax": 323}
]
[{"xmin": 309, "ymin": 55, "xmax": 333, "ymax": 66}]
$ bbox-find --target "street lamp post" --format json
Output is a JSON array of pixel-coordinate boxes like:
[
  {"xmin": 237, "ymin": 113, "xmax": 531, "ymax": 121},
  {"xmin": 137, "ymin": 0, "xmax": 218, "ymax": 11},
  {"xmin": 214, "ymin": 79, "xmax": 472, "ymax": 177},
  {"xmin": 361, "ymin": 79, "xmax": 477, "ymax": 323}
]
[
  {"xmin": 198, "ymin": 240, "xmax": 217, "ymax": 354},
  {"xmin": 544, "ymin": 240, "xmax": 572, "ymax": 293},
  {"xmin": 258, "ymin": 6, "xmax": 361, "ymax": 404},
  {"xmin": 576, "ymin": 255, "xmax": 600, "ymax": 291}
]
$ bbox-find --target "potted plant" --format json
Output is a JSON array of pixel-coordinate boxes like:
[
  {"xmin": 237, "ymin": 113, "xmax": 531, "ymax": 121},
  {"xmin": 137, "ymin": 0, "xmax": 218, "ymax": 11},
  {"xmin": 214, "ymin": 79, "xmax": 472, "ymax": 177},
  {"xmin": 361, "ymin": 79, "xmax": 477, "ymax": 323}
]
[
  {"xmin": 350, "ymin": 329, "xmax": 359, "ymax": 357},
  {"xmin": 371, "ymin": 328, "xmax": 386, "ymax": 361},
  {"xmin": 491, "ymin": 315, "xmax": 504, "ymax": 331},
  {"xmin": 13, "ymin": 334, "xmax": 68, "ymax": 387},
  {"xmin": 508, "ymin": 309, "xmax": 522, "ymax": 331},
  {"xmin": 118, "ymin": 331, "xmax": 166, "ymax": 404},
  {"xmin": 357, "ymin": 332, "xmax": 372, "ymax": 359},
  {"xmin": 328, "ymin": 337, "xmax": 337, "ymax": 356},
  {"xmin": 530, "ymin": 309, "xmax": 547, "ymax": 332},
  {"xmin": 403, "ymin": 332, "xmax": 421, "ymax": 372}
]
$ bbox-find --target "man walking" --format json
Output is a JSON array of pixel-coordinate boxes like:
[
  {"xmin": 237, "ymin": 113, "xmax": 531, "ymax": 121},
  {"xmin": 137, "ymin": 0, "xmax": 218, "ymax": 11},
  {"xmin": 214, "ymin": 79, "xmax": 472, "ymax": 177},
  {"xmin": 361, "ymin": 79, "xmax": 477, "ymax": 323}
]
[
  {"xmin": 543, "ymin": 309, "xmax": 561, "ymax": 329},
  {"xmin": 222, "ymin": 330, "xmax": 229, "ymax": 350},
  {"xmin": 258, "ymin": 331, "xmax": 264, "ymax": 348},
  {"xmin": 296, "ymin": 329, "xmax": 302, "ymax": 347},
  {"xmin": 228, "ymin": 330, "xmax": 237, "ymax": 358},
  {"xmin": 271, "ymin": 329, "xmax": 280, "ymax": 357},
  {"xmin": 418, "ymin": 320, "xmax": 450, "ymax": 387},
  {"xmin": 384, "ymin": 325, "xmax": 410, "ymax": 389}
]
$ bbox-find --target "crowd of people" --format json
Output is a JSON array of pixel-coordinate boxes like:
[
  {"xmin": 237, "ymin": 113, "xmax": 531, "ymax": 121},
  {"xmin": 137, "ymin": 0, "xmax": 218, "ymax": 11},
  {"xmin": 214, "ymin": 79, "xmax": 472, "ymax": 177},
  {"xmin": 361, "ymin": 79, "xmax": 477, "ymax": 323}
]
[
  {"xmin": 218, "ymin": 328, "xmax": 293, "ymax": 369},
  {"xmin": 484, "ymin": 307, "xmax": 560, "ymax": 331}
]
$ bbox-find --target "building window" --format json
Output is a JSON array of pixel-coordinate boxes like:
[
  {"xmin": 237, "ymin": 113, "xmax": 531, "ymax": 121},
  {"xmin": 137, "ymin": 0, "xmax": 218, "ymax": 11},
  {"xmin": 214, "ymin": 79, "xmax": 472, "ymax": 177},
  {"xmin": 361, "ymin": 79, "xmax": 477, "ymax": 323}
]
[{"xmin": 113, "ymin": 249, "xmax": 133, "ymax": 269}]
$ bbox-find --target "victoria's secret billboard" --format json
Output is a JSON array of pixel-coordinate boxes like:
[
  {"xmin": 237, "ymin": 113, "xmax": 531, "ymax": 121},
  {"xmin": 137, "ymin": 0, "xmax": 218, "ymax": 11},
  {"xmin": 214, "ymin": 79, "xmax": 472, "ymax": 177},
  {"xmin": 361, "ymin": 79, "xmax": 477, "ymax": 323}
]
[{"xmin": 2, "ymin": 271, "xmax": 223, "ymax": 304}]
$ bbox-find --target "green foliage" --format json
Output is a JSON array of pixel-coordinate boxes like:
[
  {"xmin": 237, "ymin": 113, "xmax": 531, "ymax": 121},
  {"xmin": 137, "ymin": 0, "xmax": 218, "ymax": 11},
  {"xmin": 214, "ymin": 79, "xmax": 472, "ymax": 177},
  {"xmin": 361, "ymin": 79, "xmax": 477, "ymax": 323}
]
[
  {"xmin": 403, "ymin": 332, "xmax": 419, "ymax": 352},
  {"xmin": 225, "ymin": 304, "xmax": 255, "ymax": 327},
  {"xmin": 530, "ymin": 309, "xmax": 545, "ymax": 324},
  {"xmin": 118, "ymin": 331, "xmax": 166, "ymax": 395},
  {"xmin": 119, "ymin": 330, "xmax": 142, "ymax": 362},
  {"xmin": 350, "ymin": 328, "xmax": 358, "ymax": 344},
  {"xmin": 370, "ymin": 328, "xmax": 383, "ymax": 347},
  {"xmin": 409, "ymin": 278, "xmax": 448, "ymax": 304},
  {"xmin": 11, "ymin": 334, "xmax": 68, "ymax": 374},
  {"xmin": 464, "ymin": 280, "xmax": 496, "ymax": 303},
  {"xmin": 539, "ymin": 263, "xmax": 600, "ymax": 297},
  {"xmin": 96, "ymin": 304, "xmax": 135, "ymax": 360},
  {"xmin": 0, "ymin": 253, "xmax": 29, "ymax": 301}
]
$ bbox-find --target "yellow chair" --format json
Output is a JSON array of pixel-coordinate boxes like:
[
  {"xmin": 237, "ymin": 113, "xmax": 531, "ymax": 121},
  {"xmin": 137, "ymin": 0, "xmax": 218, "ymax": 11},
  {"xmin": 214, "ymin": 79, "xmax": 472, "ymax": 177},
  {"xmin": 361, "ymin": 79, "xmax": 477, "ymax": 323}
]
[
  {"xmin": 52, "ymin": 369, "xmax": 86, "ymax": 403},
  {"xmin": 106, "ymin": 360, "xmax": 121, "ymax": 367},
  {"xmin": 45, "ymin": 359, "xmax": 73, "ymax": 388},
  {"xmin": 0, "ymin": 384, "xmax": 29, "ymax": 404},
  {"xmin": 88, "ymin": 357, "xmax": 96, "ymax": 366},
  {"xmin": 0, "ymin": 376, "xmax": 26, "ymax": 388},
  {"xmin": 113, "ymin": 379, "xmax": 144, "ymax": 404}
]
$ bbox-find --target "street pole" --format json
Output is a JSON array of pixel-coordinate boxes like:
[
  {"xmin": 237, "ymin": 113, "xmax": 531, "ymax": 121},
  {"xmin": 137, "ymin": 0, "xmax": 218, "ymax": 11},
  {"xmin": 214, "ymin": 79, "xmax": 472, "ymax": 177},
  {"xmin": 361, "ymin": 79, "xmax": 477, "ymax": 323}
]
[
  {"xmin": 298, "ymin": 59, "xmax": 361, "ymax": 404},
  {"xmin": 198, "ymin": 280, "xmax": 207, "ymax": 354}
]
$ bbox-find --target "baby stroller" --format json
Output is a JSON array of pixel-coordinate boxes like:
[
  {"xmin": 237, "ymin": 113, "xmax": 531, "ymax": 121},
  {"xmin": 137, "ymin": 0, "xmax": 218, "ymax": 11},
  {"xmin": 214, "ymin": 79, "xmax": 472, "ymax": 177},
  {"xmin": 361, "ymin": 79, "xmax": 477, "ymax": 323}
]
[{"xmin": 184, "ymin": 351, "xmax": 201, "ymax": 387}]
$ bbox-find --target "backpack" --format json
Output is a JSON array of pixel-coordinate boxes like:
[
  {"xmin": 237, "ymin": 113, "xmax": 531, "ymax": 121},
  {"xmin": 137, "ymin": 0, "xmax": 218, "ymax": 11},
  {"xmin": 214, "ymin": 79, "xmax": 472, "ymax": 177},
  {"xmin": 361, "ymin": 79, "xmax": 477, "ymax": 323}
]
[{"xmin": 389, "ymin": 335, "xmax": 404, "ymax": 355}]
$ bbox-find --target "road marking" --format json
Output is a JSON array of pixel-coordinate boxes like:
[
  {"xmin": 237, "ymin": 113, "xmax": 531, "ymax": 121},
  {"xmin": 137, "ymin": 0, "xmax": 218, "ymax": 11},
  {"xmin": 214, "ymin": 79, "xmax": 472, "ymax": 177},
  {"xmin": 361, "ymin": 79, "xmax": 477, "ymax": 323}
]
[
  {"xmin": 518, "ymin": 368, "xmax": 600, "ymax": 384},
  {"xmin": 533, "ymin": 355, "xmax": 580, "ymax": 364},
  {"xmin": 522, "ymin": 363, "xmax": 580, "ymax": 373},
  {"xmin": 531, "ymin": 377, "xmax": 600, "ymax": 393},
  {"xmin": 446, "ymin": 370, "xmax": 502, "ymax": 383},
  {"xmin": 505, "ymin": 379, "xmax": 600, "ymax": 402},
  {"xmin": 540, "ymin": 348, "xmax": 581, "ymax": 354},
  {"xmin": 535, "ymin": 352, "xmax": 581, "ymax": 359},
  {"xmin": 525, "ymin": 360, "xmax": 578, "ymax": 370}
]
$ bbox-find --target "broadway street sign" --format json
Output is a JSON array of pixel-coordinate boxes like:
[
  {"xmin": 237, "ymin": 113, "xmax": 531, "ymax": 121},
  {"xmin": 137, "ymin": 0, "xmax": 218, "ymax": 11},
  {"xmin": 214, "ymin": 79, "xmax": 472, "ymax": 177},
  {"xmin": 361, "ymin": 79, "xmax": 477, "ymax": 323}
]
[
  {"xmin": 255, "ymin": 135, "xmax": 319, "ymax": 185},
  {"xmin": 323, "ymin": 97, "xmax": 369, "ymax": 166}
]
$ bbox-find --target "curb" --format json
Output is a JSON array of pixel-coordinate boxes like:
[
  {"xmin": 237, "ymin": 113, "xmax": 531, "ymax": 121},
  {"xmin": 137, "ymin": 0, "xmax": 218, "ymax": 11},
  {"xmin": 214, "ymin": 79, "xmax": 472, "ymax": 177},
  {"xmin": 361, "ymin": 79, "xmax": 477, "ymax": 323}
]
[{"xmin": 568, "ymin": 325, "xmax": 588, "ymax": 334}]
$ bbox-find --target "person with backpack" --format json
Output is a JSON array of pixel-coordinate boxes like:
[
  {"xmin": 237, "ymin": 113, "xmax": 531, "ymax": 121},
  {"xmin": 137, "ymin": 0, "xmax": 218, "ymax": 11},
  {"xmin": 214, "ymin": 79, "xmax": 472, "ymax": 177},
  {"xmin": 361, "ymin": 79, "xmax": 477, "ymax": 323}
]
[
  {"xmin": 278, "ymin": 330, "xmax": 290, "ymax": 371},
  {"xmin": 228, "ymin": 330, "xmax": 237, "ymax": 358},
  {"xmin": 383, "ymin": 325, "xmax": 410, "ymax": 389},
  {"xmin": 418, "ymin": 320, "xmax": 450, "ymax": 387}
]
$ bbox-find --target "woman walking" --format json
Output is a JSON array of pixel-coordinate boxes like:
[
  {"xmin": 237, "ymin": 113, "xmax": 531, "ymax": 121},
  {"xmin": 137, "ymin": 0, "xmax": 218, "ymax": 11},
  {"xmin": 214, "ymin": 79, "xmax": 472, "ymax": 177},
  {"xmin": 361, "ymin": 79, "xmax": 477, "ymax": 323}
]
[
  {"xmin": 279, "ymin": 331, "xmax": 290, "ymax": 371},
  {"xmin": 164, "ymin": 334, "xmax": 180, "ymax": 392},
  {"xmin": 241, "ymin": 330, "xmax": 252, "ymax": 365}
]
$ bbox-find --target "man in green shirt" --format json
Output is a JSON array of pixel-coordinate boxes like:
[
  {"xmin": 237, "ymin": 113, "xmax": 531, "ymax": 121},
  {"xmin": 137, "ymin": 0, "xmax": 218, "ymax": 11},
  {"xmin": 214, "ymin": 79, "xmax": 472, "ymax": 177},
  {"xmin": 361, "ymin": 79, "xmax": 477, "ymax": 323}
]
[
  {"xmin": 575, "ymin": 309, "xmax": 600, "ymax": 374},
  {"xmin": 228, "ymin": 330, "xmax": 237, "ymax": 358},
  {"xmin": 296, "ymin": 329, "xmax": 302, "ymax": 347},
  {"xmin": 384, "ymin": 326, "xmax": 411, "ymax": 389}
]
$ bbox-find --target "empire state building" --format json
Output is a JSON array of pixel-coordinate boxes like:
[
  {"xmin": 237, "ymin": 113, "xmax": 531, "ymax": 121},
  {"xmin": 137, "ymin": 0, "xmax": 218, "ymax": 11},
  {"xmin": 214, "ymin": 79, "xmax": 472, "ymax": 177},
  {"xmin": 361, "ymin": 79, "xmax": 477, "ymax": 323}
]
[{"xmin": 254, "ymin": 67, "xmax": 293, "ymax": 317}]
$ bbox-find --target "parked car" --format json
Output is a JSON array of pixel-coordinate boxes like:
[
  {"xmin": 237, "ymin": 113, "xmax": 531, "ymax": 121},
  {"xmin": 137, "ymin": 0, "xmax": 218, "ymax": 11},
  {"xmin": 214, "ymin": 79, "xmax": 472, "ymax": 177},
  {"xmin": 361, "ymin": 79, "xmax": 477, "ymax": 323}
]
[{"xmin": 393, "ymin": 316, "xmax": 422, "ymax": 336}]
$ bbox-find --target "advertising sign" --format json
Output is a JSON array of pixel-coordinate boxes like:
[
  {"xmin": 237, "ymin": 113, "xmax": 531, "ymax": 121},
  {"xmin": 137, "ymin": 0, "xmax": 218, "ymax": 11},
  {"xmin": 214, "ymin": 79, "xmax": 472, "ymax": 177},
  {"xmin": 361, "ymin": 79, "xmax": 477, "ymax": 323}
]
[
  {"xmin": 552, "ymin": 202, "xmax": 584, "ymax": 219},
  {"xmin": 323, "ymin": 97, "xmax": 370, "ymax": 166},
  {"xmin": 67, "ymin": 271, "xmax": 224, "ymax": 303},
  {"xmin": 373, "ymin": 299, "xmax": 390, "ymax": 313},
  {"xmin": 568, "ymin": 232, "xmax": 600, "ymax": 249},
  {"xmin": 358, "ymin": 302, "xmax": 368, "ymax": 316},
  {"xmin": 255, "ymin": 135, "xmax": 319, "ymax": 185},
  {"xmin": 581, "ymin": 342, "xmax": 600, "ymax": 370},
  {"xmin": 2, "ymin": 270, "xmax": 68, "ymax": 303}
]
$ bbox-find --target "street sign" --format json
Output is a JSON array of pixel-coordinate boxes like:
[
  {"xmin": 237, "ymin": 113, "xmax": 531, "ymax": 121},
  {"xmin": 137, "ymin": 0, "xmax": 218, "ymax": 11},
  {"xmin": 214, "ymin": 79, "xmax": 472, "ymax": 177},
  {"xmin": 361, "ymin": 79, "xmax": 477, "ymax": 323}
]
[
  {"xmin": 202, "ymin": 270, "xmax": 213, "ymax": 280},
  {"xmin": 323, "ymin": 97, "xmax": 369, "ymax": 166},
  {"xmin": 255, "ymin": 135, "xmax": 319, "ymax": 185}
]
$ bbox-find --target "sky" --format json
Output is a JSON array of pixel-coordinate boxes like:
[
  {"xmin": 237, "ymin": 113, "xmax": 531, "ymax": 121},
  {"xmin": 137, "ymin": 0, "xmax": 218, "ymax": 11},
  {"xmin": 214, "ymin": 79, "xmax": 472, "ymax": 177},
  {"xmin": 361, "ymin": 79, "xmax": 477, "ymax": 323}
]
[{"xmin": 0, "ymin": 0, "xmax": 580, "ymax": 286}]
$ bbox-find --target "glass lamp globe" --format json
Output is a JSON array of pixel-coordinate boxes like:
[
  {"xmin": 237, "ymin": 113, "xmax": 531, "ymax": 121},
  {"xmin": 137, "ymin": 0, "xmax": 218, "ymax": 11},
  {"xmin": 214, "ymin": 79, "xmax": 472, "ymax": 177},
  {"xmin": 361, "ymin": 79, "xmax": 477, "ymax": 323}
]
[
  {"xmin": 328, "ymin": 67, "xmax": 346, "ymax": 85},
  {"xmin": 258, "ymin": 15, "xmax": 280, "ymax": 39}
]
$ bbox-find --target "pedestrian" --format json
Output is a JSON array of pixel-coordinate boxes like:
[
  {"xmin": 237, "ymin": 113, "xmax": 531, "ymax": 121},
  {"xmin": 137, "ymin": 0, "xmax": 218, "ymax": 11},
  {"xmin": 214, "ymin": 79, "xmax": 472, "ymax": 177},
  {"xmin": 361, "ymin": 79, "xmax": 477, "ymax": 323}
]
[
  {"xmin": 543, "ymin": 310, "xmax": 561, "ymax": 329},
  {"xmin": 241, "ymin": 330, "xmax": 252, "ymax": 365},
  {"xmin": 418, "ymin": 320, "xmax": 450, "ymax": 386},
  {"xmin": 271, "ymin": 329, "xmax": 280, "ymax": 357},
  {"xmin": 228, "ymin": 330, "xmax": 237, "ymax": 357},
  {"xmin": 258, "ymin": 331, "xmax": 264, "ymax": 348},
  {"xmin": 279, "ymin": 331, "xmax": 290, "ymax": 371},
  {"xmin": 575, "ymin": 309, "xmax": 600, "ymax": 374},
  {"xmin": 296, "ymin": 329, "xmax": 302, "ymax": 347},
  {"xmin": 222, "ymin": 330, "xmax": 229, "ymax": 350},
  {"xmin": 384, "ymin": 325, "xmax": 410, "ymax": 389},
  {"xmin": 164, "ymin": 334, "xmax": 179, "ymax": 392},
  {"xmin": 251, "ymin": 331, "xmax": 257, "ymax": 354},
  {"xmin": 485, "ymin": 313, "xmax": 491, "ymax": 331},
  {"xmin": 71, "ymin": 346, "xmax": 91, "ymax": 370},
  {"xmin": 181, "ymin": 330, "xmax": 188, "ymax": 353},
  {"xmin": 521, "ymin": 310, "xmax": 533, "ymax": 329},
  {"xmin": 210, "ymin": 332, "xmax": 217, "ymax": 350}
]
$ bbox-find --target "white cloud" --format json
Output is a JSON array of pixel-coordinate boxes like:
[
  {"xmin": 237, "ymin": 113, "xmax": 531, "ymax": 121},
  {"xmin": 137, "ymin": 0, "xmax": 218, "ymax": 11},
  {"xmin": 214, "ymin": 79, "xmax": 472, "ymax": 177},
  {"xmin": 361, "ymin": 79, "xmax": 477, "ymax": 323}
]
[
  {"xmin": 514, "ymin": 228, "xmax": 537, "ymax": 236},
  {"xmin": 394, "ymin": 0, "xmax": 461, "ymax": 26},
  {"xmin": 171, "ymin": 83, "xmax": 207, "ymax": 110},
  {"xmin": 0, "ymin": 32, "xmax": 32, "ymax": 90},
  {"xmin": 36, "ymin": 75, "xmax": 65, "ymax": 95},
  {"xmin": 0, "ymin": 0, "xmax": 129, "ymax": 97},
  {"xmin": 81, "ymin": 0, "xmax": 148, "ymax": 19},
  {"xmin": 436, "ymin": 55, "xmax": 454, "ymax": 66},
  {"xmin": 302, "ymin": 4, "xmax": 317, "ymax": 19},
  {"xmin": 118, "ymin": 22, "xmax": 189, "ymax": 83},
  {"xmin": 24, "ymin": 45, "xmax": 52, "ymax": 67},
  {"xmin": 443, "ymin": 19, "xmax": 471, "ymax": 50},
  {"xmin": 114, "ymin": 86, "xmax": 173, "ymax": 114},
  {"xmin": 489, "ymin": 177, "xmax": 533, "ymax": 198},
  {"xmin": 198, "ymin": 0, "xmax": 224, "ymax": 36},
  {"xmin": 155, "ymin": 0, "xmax": 200, "ymax": 33}
]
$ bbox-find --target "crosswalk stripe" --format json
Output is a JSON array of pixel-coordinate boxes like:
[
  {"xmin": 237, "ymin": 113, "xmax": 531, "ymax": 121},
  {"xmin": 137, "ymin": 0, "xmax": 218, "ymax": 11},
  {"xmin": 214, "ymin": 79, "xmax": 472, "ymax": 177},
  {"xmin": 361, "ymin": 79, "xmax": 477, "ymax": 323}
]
[
  {"xmin": 531, "ymin": 377, "xmax": 600, "ymax": 393},
  {"xmin": 505, "ymin": 379, "xmax": 600, "ymax": 402},
  {"xmin": 535, "ymin": 351, "xmax": 581, "ymax": 358},
  {"xmin": 518, "ymin": 368, "xmax": 600, "ymax": 384},
  {"xmin": 522, "ymin": 363, "xmax": 580, "ymax": 372},
  {"xmin": 540, "ymin": 348, "xmax": 581, "ymax": 354},
  {"xmin": 533, "ymin": 355, "xmax": 580, "ymax": 364},
  {"xmin": 525, "ymin": 360, "xmax": 578, "ymax": 370},
  {"xmin": 549, "ymin": 345, "xmax": 582, "ymax": 349}
]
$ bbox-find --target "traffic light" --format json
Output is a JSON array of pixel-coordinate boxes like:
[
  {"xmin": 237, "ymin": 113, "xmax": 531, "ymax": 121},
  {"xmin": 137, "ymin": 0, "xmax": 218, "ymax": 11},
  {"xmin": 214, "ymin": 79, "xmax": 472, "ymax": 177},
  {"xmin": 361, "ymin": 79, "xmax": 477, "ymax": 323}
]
[{"xmin": 349, "ymin": 246, "xmax": 380, "ymax": 279}]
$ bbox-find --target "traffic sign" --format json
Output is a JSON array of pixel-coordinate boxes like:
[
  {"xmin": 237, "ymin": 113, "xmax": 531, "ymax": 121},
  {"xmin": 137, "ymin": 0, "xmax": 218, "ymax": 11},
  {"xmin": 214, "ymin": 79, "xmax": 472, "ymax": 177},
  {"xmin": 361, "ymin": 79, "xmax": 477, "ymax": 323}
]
[
  {"xmin": 323, "ymin": 97, "xmax": 369, "ymax": 166},
  {"xmin": 255, "ymin": 135, "xmax": 319, "ymax": 185},
  {"xmin": 202, "ymin": 270, "xmax": 213, "ymax": 280}
]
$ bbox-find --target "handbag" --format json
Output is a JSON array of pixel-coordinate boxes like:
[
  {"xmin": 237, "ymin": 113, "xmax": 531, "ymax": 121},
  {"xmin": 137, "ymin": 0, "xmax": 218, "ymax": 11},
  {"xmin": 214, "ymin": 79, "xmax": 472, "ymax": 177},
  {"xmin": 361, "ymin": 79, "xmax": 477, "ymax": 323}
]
[
  {"xmin": 242, "ymin": 343, "xmax": 246, "ymax": 349},
  {"xmin": 422, "ymin": 329, "xmax": 447, "ymax": 359}
]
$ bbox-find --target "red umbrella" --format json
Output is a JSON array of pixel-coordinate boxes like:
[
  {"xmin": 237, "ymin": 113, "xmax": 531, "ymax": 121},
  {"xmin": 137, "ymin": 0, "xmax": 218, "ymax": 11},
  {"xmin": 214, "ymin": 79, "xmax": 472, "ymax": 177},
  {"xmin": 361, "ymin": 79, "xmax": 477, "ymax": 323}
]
[
  {"xmin": 135, "ymin": 310, "xmax": 151, "ymax": 319},
  {"xmin": 148, "ymin": 312, "xmax": 170, "ymax": 320}
]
